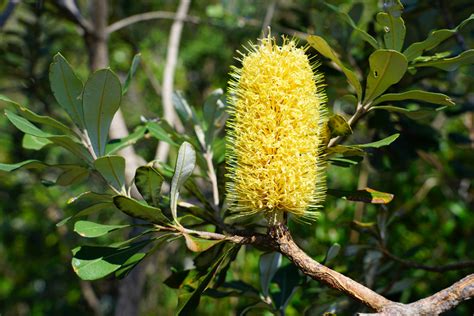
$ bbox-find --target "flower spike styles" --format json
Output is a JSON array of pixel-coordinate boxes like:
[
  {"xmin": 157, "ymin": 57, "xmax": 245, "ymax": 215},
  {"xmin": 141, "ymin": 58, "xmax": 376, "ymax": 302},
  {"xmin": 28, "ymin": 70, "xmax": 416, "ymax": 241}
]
[{"xmin": 226, "ymin": 36, "xmax": 328, "ymax": 224}]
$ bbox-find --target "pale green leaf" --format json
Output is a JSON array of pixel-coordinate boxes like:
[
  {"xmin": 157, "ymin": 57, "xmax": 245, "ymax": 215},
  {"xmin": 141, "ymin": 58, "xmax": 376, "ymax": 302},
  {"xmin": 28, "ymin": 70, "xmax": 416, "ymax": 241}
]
[
  {"xmin": 364, "ymin": 50, "xmax": 407, "ymax": 103},
  {"xmin": 307, "ymin": 36, "xmax": 362, "ymax": 99},
  {"xmin": 22, "ymin": 134, "xmax": 52, "ymax": 150},
  {"xmin": 354, "ymin": 134, "xmax": 400, "ymax": 148},
  {"xmin": 170, "ymin": 142, "xmax": 196, "ymax": 222},
  {"xmin": 413, "ymin": 49, "xmax": 474, "ymax": 71},
  {"xmin": 328, "ymin": 188, "xmax": 394, "ymax": 204},
  {"xmin": 183, "ymin": 234, "xmax": 223, "ymax": 252},
  {"xmin": 0, "ymin": 159, "xmax": 47, "ymax": 172},
  {"xmin": 328, "ymin": 114, "xmax": 352, "ymax": 137},
  {"xmin": 74, "ymin": 220, "xmax": 129, "ymax": 238},
  {"xmin": 376, "ymin": 12, "xmax": 406, "ymax": 51}
]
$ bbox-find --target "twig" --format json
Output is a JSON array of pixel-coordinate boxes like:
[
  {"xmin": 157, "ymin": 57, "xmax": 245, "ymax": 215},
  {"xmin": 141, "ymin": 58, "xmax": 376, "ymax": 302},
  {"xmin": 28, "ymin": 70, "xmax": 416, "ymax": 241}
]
[
  {"xmin": 155, "ymin": 0, "xmax": 190, "ymax": 162},
  {"xmin": 204, "ymin": 149, "xmax": 220, "ymax": 207},
  {"xmin": 80, "ymin": 281, "xmax": 103, "ymax": 316},
  {"xmin": 107, "ymin": 11, "xmax": 200, "ymax": 34}
]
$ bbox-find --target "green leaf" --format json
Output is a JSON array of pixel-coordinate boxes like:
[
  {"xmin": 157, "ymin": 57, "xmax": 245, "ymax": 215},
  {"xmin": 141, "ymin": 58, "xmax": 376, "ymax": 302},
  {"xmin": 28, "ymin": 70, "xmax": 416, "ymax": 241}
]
[
  {"xmin": 412, "ymin": 49, "xmax": 474, "ymax": 71},
  {"xmin": 259, "ymin": 252, "xmax": 281, "ymax": 298},
  {"xmin": 307, "ymin": 36, "xmax": 362, "ymax": 99},
  {"xmin": 48, "ymin": 135, "xmax": 92, "ymax": 162},
  {"xmin": 0, "ymin": 159, "xmax": 47, "ymax": 172},
  {"xmin": 74, "ymin": 220, "xmax": 129, "ymax": 238},
  {"xmin": 323, "ymin": 3, "xmax": 379, "ymax": 49},
  {"xmin": 203, "ymin": 89, "xmax": 225, "ymax": 144},
  {"xmin": 56, "ymin": 165, "xmax": 89, "ymax": 186},
  {"xmin": 57, "ymin": 192, "xmax": 115, "ymax": 226},
  {"xmin": 146, "ymin": 121, "xmax": 179, "ymax": 146},
  {"xmin": 170, "ymin": 142, "xmax": 196, "ymax": 222},
  {"xmin": 122, "ymin": 53, "xmax": 141, "ymax": 95},
  {"xmin": 5, "ymin": 109, "xmax": 51, "ymax": 138},
  {"xmin": 134, "ymin": 166, "xmax": 164, "ymax": 207},
  {"xmin": 183, "ymin": 234, "xmax": 223, "ymax": 252},
  {"xmin": 94, "ymin": 156, "xmax": 126, "ymax": 192},
  {"xmin": 327, "ymin": 188, "xmax": 394, "ymax": 204},
  {"xmin": 83, "ymin": 69, "xmax": 122, "ymax": 157},
  {"xmin": 329, "ymin": 156, "xmax": 363, "ymax": 168},
  {"xmin": 271, "ymin": 264, "xmax": 301, "ymax": 311},
  {"xmin": 328, "ymin": 114, "xmax": 352, "ymax": 137},
  {"xmin": 323, "ymin": 243, "xmax": 341, "ymax": 264},
  {"xmin": 113, "ymin": 195, "xmax": 170, "ymax": 225},
  {"xmin": 0, "ymin": 95, "xmax": 74, "ymax": 135},
  {"xmin": 364, "ymin": 50, "xmax": 408, "ymax": 103},
  {"xmin": 49, "ymin": 53, "xmax": 85, "ymax": 128},
  {"xmin": 372, "ymin": 90, "xmax": 455, "ymax": 106},
  {"xmin": 106, "ymin": 125, "xmax": 146, "ymax": 155},
  {"xmin": 71, "ymin": 239, "xmax": 150, "ymax": 280},
  {"xmin": 403, "ymin": 14, "xmax": 474, "ymax": 62},
  {"xmin": 22, "ymin": 134, "xmax": 52, "ymax": 150},
  {"xmin": 115, "ymin": 252, "xmax": 147, "ymax": 279},
  {"xmin": 354, "ymin": 134, "xmax": 400, "ymax": 148},
  {"xmin": 327, "ymin": 145, "xmax": 364, "ymax": 156},
  {"xmin": 376, "ymin": 12, "xmax": 405, "ymax": 51},
  {"xmin": 370, "ymin": 105, "xmax": 439, "ymax": 120}
]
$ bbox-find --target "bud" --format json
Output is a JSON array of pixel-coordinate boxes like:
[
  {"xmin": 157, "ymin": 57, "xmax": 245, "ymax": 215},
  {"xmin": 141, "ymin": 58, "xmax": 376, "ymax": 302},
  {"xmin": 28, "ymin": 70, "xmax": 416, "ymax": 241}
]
[{"xmin": 226, "ymin": 36, "xmax": 328, "ymax": 223}]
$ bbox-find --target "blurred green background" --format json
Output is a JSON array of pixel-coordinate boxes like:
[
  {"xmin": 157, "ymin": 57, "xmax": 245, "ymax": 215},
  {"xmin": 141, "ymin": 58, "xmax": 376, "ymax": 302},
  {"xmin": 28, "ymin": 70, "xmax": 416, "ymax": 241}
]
[{"xmin": 0, "ymin": 0, "xmax": 473, "ymax": 315}]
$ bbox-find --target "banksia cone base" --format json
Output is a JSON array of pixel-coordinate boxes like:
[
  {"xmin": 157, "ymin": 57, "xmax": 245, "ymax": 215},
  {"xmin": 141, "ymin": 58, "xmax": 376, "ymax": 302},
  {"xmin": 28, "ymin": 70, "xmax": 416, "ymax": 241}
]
[{"xmin": 226, "ymin": 36, "xmax": 328, "ymax": 222}]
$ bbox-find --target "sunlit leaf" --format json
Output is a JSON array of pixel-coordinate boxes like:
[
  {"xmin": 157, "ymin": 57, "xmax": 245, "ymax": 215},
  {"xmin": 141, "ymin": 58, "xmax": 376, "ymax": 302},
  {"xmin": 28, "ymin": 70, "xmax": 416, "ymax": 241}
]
[
  {"xmin": 328, "ymin": 188, "xmax": 394, "ymax": 204},
  {"xmin": 328, "ymin": 114, "xmax": 352, "ymax": 138},
  {"xmin": 22, "ymin": 134, "xmax": 52, "ymax": 150},
  {"xmin": 74, "ymin": 220, "xmax": 129, "ymax": 238},
  {"xmin": 183, "ymin": 234, "xmax": 223, "ymax": 252},
  {"xmin": 354, "ymin": 134, "xmax": 399, "ymax": 148},
  {"xmin": 307, "ymin": 36, "xmax": 362, "ymax": 99},
  {"xmin": 364, "ymin": 50, "xmax": 407, "ymax": 103}
]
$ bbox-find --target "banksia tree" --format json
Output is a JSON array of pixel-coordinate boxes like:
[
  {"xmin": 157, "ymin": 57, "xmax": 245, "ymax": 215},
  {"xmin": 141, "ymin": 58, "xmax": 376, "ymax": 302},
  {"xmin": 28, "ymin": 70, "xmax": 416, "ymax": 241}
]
[{"xmin": 226, "ymin": 36, "xmax": 328, "ymax": 224}]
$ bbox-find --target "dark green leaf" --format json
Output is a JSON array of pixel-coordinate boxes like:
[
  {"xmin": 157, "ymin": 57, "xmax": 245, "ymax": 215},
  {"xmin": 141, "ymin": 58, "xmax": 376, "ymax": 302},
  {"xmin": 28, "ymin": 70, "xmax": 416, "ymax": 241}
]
[
  {"xmin": 170, "ymin": 142, "xmax": 196, "ymax": 221},
  {"xmin": 329, "ymin": 156, "xmax": 363, "ymax": 167},
  {"xmin": 106, "ymin": 125, "xmax": 147, "ymax": 155},
  {"xmin": 403, "ymin": 14, "xmax": 474, "ymax": 61},
  {"xmin": 271, "ymin": 264, "xmax": 301, "ymax": 311},
  {"xmin": 413, "ymin": 49, "xmax": 474, "ymax": 71},
  {"xmin": 259, "ymin": 252, "xmax": 281, "ymax": 298},
  {"xmin": 376, "ymin": 12, "xmax": 405, "ymax": 51},
  {"xmin": 364, "ymin": 50, "xmax": 408, "ymax": 103},
  {"xmin": 115, "ymin": 252, "xmax": 147, "ymax": 279},
  {"xmin": 83, "ymin": 69, "xmax": 122, "ymax": 156},
  {"xmin": 307, "ymin": 36, "xmax": 362, "ymax": 99},
  {"xmin": 354, "ymin": 134, "xmax": 399, "ymax": 148},
  {"xmin": 203, "ymin": 89, "xmax": 225, "ymax": 144},
  {"xmin": 71, "ymin": 239, "xmax": 150, "ymax": 280},
  {"xmin": 134, "ymin": 165, "xmax": 164, "ymax": 206},
  {"xmin": 74, "ymin": 220, "xmax": 129, "ymax": 238},
  {"xmin": 56, "ymin": 165, "xmax": 89, "ymax": 186},
  {"xmin": 48, "ymin": 135, "xmax": 92, "ymax": 162},
  {"xmin": 372, "ymin": 90, "xmax": 455, "ymax": 106},
  {"xmin": 327, "ymin": 145, "xmax": 364, "ymax": 156},
  {"xmin": 113, "ymin": 195, "xmax": 170, "ymax": 225},
  {"xmin": 328, "ymin": 114, "xmax": 352, "ymax": 137},
  {"xmin": 122, "ymin": 53, "xmax": 141, "ymax": 96},
  {"xmin": 49, "ymin": 53, "xmax": 85, "ymax": 128},
  {"xmin": 94, "ymin": 156, "xmax": 126, "ymax": 192},
  {"xmin": 323, "ymin": 243, "xmax": 341, "ymax": 264},
  {"xmin": 323, "ymin": 3, "xmax": 379, "ymax": 49},
  {"xmin": 57, "ymin": 192, "xmax": 115, "ymax": 226},
  {"xmin": 328, "ymin": 188, "xmax": 394, "ymax": 204}
]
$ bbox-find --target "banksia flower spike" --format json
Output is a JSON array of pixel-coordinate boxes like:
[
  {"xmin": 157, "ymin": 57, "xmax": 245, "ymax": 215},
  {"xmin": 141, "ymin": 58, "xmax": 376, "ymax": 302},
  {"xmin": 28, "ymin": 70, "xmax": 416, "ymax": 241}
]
[{"xmin": 226, "ymin": 36, "xmax": 328, "ymax": 224}]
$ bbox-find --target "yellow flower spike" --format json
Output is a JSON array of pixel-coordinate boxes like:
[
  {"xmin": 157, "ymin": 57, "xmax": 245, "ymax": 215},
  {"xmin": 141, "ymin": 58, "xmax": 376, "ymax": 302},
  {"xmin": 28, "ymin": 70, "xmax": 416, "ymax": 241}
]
[{"xmin": 226, "ymin": 36, "xmax": 328, "ymax": 224}]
